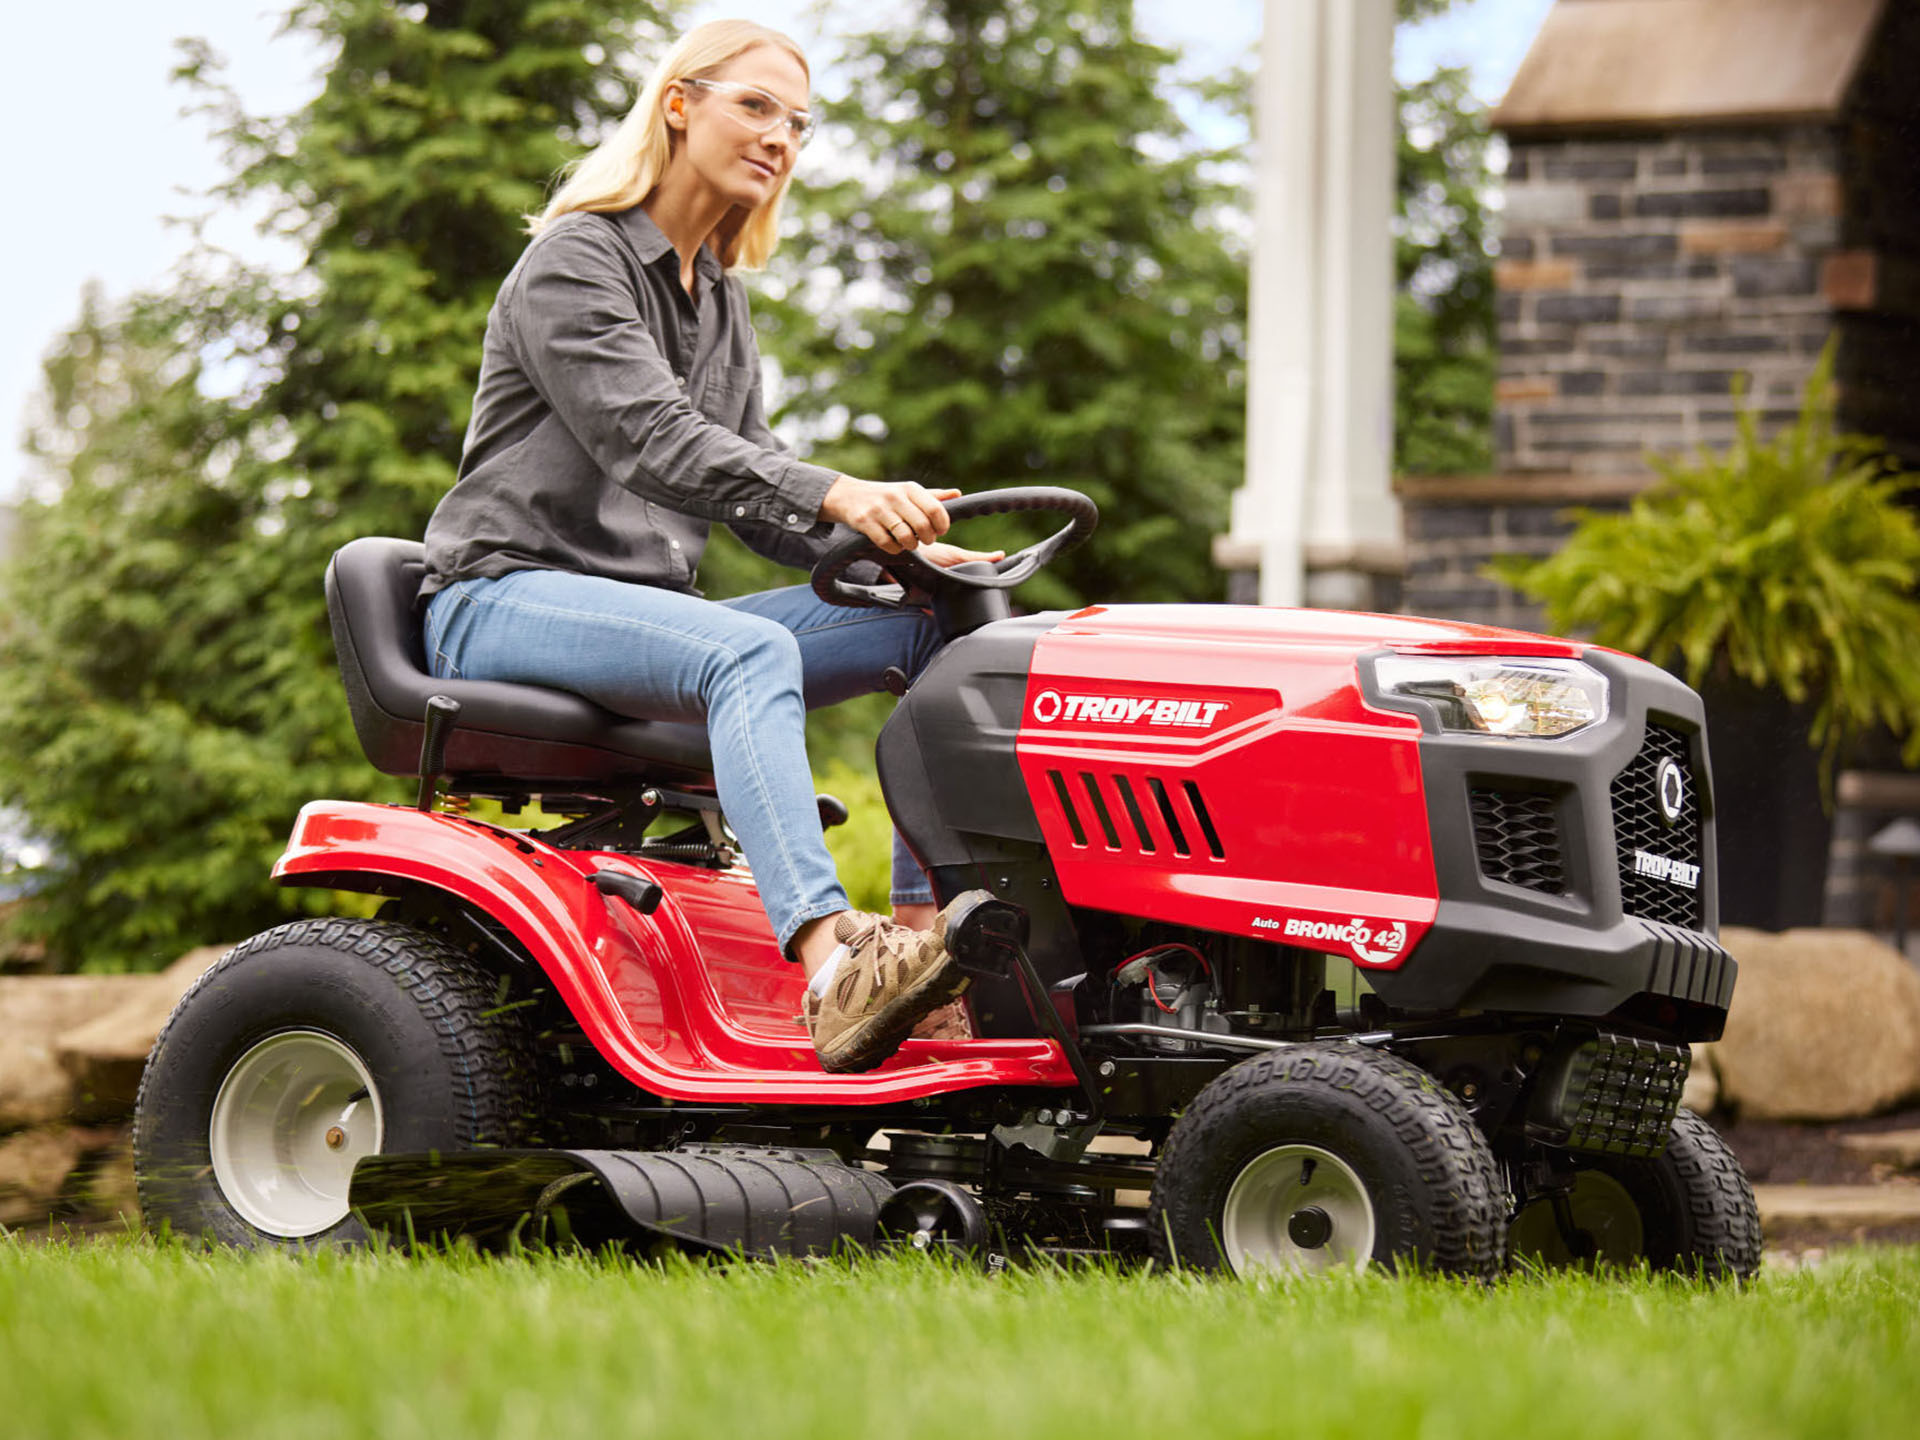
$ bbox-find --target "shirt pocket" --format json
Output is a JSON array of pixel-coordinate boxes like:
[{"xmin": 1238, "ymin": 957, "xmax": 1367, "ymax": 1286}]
[{"xmin": 694, "ymin": 361, "xmax": 756, "ymax": 433}]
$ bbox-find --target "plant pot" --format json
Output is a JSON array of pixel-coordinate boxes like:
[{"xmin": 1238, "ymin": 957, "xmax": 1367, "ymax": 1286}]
[{"xmin": 1696, "ymin": 674, "xmax": 1831, "ymax": 931}]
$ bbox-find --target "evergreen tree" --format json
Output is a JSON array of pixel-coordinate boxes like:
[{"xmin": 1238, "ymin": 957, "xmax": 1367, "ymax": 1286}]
[
  {"xmin": 1, "ymin": 278, "xmax": 289, "ymax": 967},
  {"xmin": 1394, "ymin": 65, "xmax": 1496, "ymax": 475},
  {"xmin": 750, "ymin": 0, "xmax": 1248, "ymax": 612},
  {"xmin": 0, "ymin": 0, "xmax": 671, "ymax": 969}
]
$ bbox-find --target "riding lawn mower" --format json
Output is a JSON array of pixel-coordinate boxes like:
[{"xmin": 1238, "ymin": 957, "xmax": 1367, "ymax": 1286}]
[{"xmin": 132, "ymin": 487, "xmax": 1761, "ymax": 1278}]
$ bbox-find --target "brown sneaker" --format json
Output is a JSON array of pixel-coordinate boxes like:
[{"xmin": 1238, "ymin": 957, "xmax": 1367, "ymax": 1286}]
[
  {"xmin": 910, "ymin": 998, "xmax": 974, "ymax": 1042},
  {"xmin": 806, "ymin": 905, "xmax": 970, "ymax": 1073}
]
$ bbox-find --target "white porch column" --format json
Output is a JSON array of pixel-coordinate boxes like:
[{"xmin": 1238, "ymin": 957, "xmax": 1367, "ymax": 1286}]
[{"xmin": 1216, "ymin": 0, "xmax": 1401, "ymax": 610}]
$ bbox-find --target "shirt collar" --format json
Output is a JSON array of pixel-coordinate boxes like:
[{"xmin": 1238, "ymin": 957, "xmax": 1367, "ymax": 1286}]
[{"xmin": 614, "ymin": 206, "xmax": 725, "ymax": 284}]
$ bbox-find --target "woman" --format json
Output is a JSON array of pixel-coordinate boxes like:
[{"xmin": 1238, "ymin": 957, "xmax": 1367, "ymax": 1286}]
[{"xmin": 420, "ymin": 20, "xmax": 995, "ymax": 1073}]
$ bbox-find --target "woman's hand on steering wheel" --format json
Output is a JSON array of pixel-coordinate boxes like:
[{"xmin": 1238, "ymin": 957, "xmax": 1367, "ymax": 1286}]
[
  {"xmin": 810, "ymin": 485, "xmax": 1099, "ymax": 610},
  {"xmin": 821, "ymin": 475, "xmax": 958, "ymax": 555},
  {"xmin": 920, "ymin": 540, "xmax": 1006, "ymax": 568}
]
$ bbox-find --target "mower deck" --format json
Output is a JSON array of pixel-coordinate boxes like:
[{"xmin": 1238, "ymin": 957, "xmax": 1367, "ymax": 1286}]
[{"xmin": 350, "ymin": 1147, "xmax": 898, "ymax": 1257}]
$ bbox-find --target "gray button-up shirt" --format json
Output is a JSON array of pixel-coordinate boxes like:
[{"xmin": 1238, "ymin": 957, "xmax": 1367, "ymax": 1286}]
[{"xmin": 422, "ymin": 206, "xmax": 845, "ymax": 596}]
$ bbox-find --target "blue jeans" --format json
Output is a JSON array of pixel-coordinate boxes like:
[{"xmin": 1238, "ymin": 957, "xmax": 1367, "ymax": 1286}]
[{"xmin": 424, "ymin": 570, "xmax": 941, "ymax": 951}]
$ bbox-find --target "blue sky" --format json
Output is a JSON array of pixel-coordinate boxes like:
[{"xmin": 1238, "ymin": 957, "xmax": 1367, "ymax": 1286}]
[{"xmin": 0, "ymin": 0, "xmax": 1553, "ymax": 499}]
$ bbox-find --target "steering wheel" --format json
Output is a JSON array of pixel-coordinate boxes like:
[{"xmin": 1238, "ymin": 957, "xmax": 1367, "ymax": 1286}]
[{"xmin": 809, "ymin": 485, "xmax": 1100, "ymax": 610}]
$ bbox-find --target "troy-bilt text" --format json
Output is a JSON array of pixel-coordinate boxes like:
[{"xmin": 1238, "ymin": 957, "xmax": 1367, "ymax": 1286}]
[
  {"xmin": 1632, "ymin": 849, "xmax": 1700, "ymax": 890},
  {"xmin": 1030, "ymin": 690, "xmax": 1230, "ymax": 728}
]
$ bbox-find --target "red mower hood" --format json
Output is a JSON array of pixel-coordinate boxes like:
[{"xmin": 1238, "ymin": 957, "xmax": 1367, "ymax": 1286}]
[{"xmin": 1050, "ymin": 604, "xmax": 1588, "ymax": 659}]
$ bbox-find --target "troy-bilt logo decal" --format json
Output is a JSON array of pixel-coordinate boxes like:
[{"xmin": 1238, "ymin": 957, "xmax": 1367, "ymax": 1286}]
[
  {"xmin": 1254, "ymin": 915, "xmax": 1409, "ymax": 966},
  {"xmin": 1633, "ymin": 849, "xmax": 1700, "ymax": 890},
  {"xmin": 1030, "ymin": 689, "xmax": 1230, "ymax": 729}
]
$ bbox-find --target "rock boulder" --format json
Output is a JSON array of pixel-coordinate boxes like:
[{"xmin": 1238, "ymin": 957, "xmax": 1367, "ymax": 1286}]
[
  {"xmin": 0, "ymin": 1124, "xmax": 88, "ymax": 1226},
  {"xmin": 0, "ymin": 1123, "xmax": 134, "ymax": 1228},
  {"xmin": 1681, "ymin": 1042, "xmax": 1720, "ymax": 1114},
  {"xmin": 1712, "ymin": 927, "xmax": 1920, "ymax": 1121},
  {"xmin": 54, "ymin": 945, "xmax": 228, "ymax": 1121},
  {"xmin": 0, "ymin": 976, "xmax": 149, "ymax": 1132}
]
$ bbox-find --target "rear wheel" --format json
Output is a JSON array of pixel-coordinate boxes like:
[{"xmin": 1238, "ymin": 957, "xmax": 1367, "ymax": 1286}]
[
  {"xmin": 134, "ymin": 918, "xmax": 537, "ymax": 1248},
  {"xmin": 1148, "ymin": 1045, "xmax": 1506, "ymax": 1279},
  {"xmin": 1508, "ymin": 1108, "xmax": 1761, "ymax": 1280}
]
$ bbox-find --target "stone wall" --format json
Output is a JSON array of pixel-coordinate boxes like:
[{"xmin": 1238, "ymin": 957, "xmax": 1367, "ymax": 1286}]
[
  {"xmin": 1495, "ymin": 125, "xmax": 1846, "ymax": 477},
  {"xmin": 1400, "ymin": 121, "xmax": 1855, "ymax": 628},
  {"xmin": 1399, "ymin": 473, "xmax": 1637, "ymax": 632}
]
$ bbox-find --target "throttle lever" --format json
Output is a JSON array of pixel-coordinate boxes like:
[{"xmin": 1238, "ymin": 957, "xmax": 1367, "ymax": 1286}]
[{"xmin": 592, "ymin": 870, "xmax": 663, "ymax": 915}]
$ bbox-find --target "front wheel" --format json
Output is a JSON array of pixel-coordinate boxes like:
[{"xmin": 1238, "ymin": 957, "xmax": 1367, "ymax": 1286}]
[
  {"xmin": 1148, "ymin": 1045, "xmax": 1506, "ymax": 1279},
  {"xmin": 1508, "ymin": 1108, "xmax": 1761, "ymax": 1280},
  {"xmin": 134, "ymin": 917, "xmax": 537, "ymax": 1248}
]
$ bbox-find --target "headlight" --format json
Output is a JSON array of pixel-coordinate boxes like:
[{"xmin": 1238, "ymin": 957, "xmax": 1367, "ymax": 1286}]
[{"xmin": 1374, "ymin": 656, "xmax": 1608, "ymax": 738}]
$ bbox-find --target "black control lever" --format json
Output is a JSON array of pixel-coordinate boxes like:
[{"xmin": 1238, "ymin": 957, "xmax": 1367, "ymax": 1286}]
[
  {"xmin": 944, "ymin": 891, "xmax": 1031, "ymax": 979},
  {"xmin": 942, "ymin": 891, "xmax": 1103, "ymax": 1122},
  {"xmin": 592, "ymin": 869, "xmax": 664, "ymax": 915},
  {"xmin": 416, "ymin": 695, "xmax": 461, "ymax": 811}
]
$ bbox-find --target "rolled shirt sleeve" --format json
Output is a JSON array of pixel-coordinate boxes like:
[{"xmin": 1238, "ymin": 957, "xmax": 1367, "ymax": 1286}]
[{"xmin": 727, "ymin": 326, "xmax": 875, "ymax": 571}]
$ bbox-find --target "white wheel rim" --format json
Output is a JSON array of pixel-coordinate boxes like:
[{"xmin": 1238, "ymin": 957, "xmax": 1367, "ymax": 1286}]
[
  {"xmin": 208, "ymin": 1030, "xmax": 384, "ymax": 1238},
  {"xmin": 1222, "ymin": 1144, "xmax": 1376, "ymax": 1276},
  {"xmin": 1509, "ymin": 1170, "xmax": 1645, "ymax": 1268}
]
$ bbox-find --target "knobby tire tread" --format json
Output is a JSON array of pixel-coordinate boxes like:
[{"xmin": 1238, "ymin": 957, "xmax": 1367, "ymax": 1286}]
[
  {"xmin": 1149, "ymin": 1043, "xmax": 1506, "ymax": 1280},
  {"xmin": 134, "ymin": 917, "xmax": 538, "ymax": 1229},
  {"xmin": 1660, "ymin": 1107, "xmax": 1763, "ymax": 1281}
]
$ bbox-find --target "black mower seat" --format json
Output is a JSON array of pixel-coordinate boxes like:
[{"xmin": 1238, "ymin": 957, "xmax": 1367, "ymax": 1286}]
[{"xmin": 325, "ymin": 537, "xmax": 714, "ymax": 788}]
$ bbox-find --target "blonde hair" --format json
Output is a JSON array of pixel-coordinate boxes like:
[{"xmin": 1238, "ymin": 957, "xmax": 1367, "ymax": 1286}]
[{"xmin": 529, "ymin": 19, "xmax": 808, "ymax": 270}]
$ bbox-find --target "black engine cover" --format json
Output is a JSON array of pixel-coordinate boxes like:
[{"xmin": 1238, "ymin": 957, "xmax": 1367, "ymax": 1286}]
[{"xmin": 876, "ymin": 613, "xmax": 1061, "ymax": 869}]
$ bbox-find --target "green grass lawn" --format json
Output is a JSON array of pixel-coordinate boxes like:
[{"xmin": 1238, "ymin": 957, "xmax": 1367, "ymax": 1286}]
[{"xmin": 3, "ymin": 1238, "xmax": 1915, "ymax": 1440}]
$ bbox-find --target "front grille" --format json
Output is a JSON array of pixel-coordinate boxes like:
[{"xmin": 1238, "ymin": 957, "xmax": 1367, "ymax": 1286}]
[
  {"xmin": 1529, "ymin": 1031, "xmax": 1690, "ymax": 1158},
  {"xmin": 1469, "ymin": 786, "xmax": 1568, "ymax": 894},
  {"xmin": 1612, "ymin": 722, "xmax": 1704, "ymax": 928}
]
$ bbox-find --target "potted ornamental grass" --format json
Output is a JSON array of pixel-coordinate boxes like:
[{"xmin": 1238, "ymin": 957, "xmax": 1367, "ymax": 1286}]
[{"xmin": 1494, "ymin": 348, "xmax": 1920, "ymax": 930}]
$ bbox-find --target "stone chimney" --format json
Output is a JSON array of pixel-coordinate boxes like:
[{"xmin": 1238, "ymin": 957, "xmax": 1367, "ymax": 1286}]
[{"xmin": 1399, "ymin": 0, "xmax": 1920, "ymax": 629}]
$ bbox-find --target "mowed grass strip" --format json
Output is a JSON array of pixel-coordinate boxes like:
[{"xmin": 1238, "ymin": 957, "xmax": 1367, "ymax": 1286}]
[{"xmin": 2, "ymin": 1239, "xmax": 1916, "ymax": 1440}]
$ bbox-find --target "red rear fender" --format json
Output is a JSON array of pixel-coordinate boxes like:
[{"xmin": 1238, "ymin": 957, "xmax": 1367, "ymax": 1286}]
[
  {"xmin": 273, "ymin": 801, "xmax": 1072, "ymax": 1103},
  {"xmin": 275, "ymin": 800, "xmax": 677, "ymax": 1064}
]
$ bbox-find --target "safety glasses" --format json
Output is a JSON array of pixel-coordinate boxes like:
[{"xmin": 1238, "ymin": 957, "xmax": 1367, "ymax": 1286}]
[{"xmin": 684, "ymin": 78, "xmax": 817, "ymax": 148}]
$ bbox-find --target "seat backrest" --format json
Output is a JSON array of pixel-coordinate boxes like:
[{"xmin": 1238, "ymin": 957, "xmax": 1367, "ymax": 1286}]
[{"xmin": 325, "ymin": 538, "xmax": 714, "ymax": 787}]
